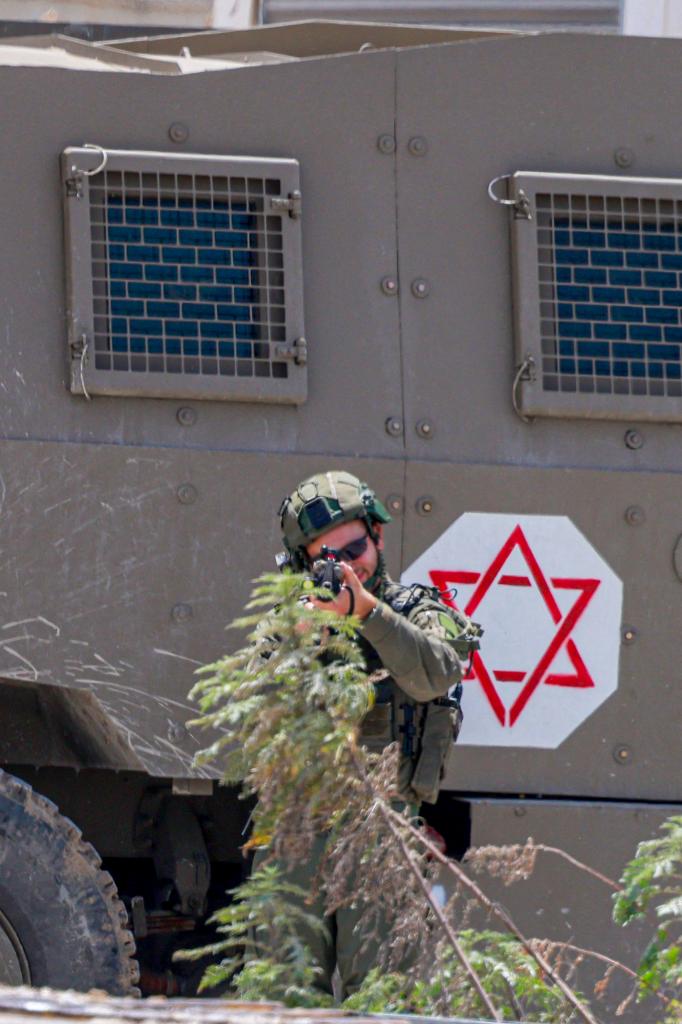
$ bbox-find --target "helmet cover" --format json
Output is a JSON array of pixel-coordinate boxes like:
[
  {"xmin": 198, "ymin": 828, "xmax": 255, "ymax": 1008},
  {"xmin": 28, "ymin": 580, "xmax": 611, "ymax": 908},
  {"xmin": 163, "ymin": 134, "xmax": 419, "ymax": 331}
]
[{"xmin": 279, "ymin": 470, "xmax": 391, "ymax": 567}]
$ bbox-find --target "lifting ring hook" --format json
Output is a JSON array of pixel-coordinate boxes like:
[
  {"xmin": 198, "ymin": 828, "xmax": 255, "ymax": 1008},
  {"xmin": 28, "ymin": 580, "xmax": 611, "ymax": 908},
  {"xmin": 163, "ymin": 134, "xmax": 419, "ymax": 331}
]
[
  {"xmin": 512, "ymin": 355, "xmax": 535, "ymax": 423},
  {"xmin": 487, "ymin": 174, "xmax": 516, "ymax": 207},
  {"xmin": 80, "ymin": 341, "xmax": 91, "ymax": 401},
  {"xmin": 76, "ymin": 143, "xmax": 108, "ymax": 178},
  {"xmin": 76, "ymin": 335, "xmax": 92, "ymax": 401},
  {"xmin": 487, "ymin": 174, "xmax": 533, "ymax": 220}
]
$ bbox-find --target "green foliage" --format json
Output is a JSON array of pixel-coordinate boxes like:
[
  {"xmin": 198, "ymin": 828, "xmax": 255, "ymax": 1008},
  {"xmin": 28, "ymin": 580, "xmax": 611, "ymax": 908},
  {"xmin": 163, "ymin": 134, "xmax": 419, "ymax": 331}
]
[
  {"xmin": 614, "ymin": 816, "xmax": 682, "ymax": 926},
  {"xmin": 184, "ymin": 571, "xmax": 598, "ymax": 1021},
  {"xmin": 189, "ymin": 571, "xmax": 373, "ymax": 850},
  {"xmin": 614, "ymin": 815, "xmax": 682, "ymax": 1008},
  {"xmin": 461, "ymin": 931, "xmax": 574, "ymax": 1021},
  {"xmin": 180, "ymin": 572, "xmax": 375, "ymax": 1001},
  {"xmin": 344, "ymin": 932, "xmax": 577, "ymax": 1023},
  {"xmin": 177, "ymin": 864, "xmax": 332, "ymax": 1005}
]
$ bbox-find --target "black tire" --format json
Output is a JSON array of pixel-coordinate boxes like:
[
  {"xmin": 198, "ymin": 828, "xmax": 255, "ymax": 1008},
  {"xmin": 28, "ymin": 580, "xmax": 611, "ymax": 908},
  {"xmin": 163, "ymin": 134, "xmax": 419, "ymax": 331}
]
[{"xmin": 0, "ymin": 769, "xmax": 139, "ymax": 994}]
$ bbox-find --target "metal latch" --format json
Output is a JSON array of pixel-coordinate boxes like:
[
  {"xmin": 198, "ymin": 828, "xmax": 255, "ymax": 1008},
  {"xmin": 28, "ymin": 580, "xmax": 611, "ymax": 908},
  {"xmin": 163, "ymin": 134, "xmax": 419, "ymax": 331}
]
[
  {"xmin": 270, "ymin": 190, "xmax": 302, "ymax": 219},
  {"xmin": 65, "ymin": 174, "xmax": 84, "ymax": 199},
  {"xmin": 274, "ymin": 337, "xmax": 307, "ymax": 365},
  {"xmin": 69, "ymin": 333, "xmax": 92, "ymax": 400}
]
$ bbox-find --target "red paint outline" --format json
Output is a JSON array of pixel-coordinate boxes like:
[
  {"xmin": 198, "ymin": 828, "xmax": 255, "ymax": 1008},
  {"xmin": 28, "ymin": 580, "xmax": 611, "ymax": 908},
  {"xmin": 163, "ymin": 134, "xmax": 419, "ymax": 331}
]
[{"xmin": 428, "ymin": 526, "xmax": 601, "ymax": 728}]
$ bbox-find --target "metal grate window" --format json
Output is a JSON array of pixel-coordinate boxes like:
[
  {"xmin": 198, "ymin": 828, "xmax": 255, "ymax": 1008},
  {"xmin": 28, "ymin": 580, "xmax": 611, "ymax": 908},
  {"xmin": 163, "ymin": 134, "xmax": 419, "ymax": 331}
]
[
  {"xmin": 62, "ymin": 148, "xmax": 305, "ymax": 403},
  {"xmin": 510, "ymin": 172, "xmax": 682, "ymax": 421}
]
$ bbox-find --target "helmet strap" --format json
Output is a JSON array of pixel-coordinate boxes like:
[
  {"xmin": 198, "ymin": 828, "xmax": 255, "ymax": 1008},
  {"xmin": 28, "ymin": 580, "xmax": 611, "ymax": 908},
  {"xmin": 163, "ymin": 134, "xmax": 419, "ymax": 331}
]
[{"xmin": 363, "ymin": 518, "xmax": 388, "ymax": 595}]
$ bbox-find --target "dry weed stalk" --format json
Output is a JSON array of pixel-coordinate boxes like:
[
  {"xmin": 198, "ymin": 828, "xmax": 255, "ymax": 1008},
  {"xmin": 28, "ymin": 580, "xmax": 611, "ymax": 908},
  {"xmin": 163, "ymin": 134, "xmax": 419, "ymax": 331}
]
[
  {"xmin": 467, "ymin": 841, "xmax": 621, "ymax": 892},
  {"xmin": 383, "ymin": 803, "xmax": 600, "ymax": 1024},
  {"xmin": 189, "ymin": 572, "xmax": 628, "ymax": 1021}
]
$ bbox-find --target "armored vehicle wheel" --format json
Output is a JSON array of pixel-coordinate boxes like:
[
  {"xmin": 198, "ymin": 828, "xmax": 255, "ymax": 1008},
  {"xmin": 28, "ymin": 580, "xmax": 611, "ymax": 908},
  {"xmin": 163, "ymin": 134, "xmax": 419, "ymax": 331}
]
[{"xmin": 0, "ymin": 769, "xmax": 139, "ymax": 994}]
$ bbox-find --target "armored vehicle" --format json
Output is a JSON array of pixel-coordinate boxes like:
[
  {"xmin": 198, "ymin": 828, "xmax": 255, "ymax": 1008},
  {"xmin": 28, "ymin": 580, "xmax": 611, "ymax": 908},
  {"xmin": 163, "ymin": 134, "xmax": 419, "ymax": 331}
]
[{"xmin": 0, "ymin": 19, "xmax": 680, "ymax": 1017}]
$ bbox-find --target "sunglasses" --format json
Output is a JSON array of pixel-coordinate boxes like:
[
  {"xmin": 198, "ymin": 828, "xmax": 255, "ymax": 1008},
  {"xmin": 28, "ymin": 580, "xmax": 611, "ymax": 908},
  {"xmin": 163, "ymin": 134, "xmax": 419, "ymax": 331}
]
[{"xmin": 332, "ymin": 533, "xmax": 370, "ymax": 563}]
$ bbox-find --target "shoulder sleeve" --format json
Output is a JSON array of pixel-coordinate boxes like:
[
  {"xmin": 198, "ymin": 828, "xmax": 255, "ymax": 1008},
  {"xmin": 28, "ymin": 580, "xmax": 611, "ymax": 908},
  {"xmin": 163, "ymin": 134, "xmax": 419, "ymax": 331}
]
[{"xmin": 357, "ymin": 595, "xmax": 466, "ymax": 702}]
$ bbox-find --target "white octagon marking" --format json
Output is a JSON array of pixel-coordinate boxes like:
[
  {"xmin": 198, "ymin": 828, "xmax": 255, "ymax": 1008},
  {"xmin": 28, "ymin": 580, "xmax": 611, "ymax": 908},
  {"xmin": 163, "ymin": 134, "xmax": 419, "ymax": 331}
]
[{"xmin": 402, "ymin": 513, "xmax": 623, "ymax": 748}]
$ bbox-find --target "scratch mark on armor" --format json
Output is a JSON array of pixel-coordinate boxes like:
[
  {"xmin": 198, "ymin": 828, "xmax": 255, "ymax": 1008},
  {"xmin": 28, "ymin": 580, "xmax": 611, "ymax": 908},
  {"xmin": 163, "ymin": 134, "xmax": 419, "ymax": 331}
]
[
  {"xmin": 125, "ymin": 457, "xmax": 169, "ymax": 466},
  {"xmin": 71, "ymin": 516, "xmax": 100, "ymax": 536},
  {"xmin": 73, "ymin": 678, "xmax": 196, "ymax": 714},
  {"xmin": 118, "ymin": 488, "xmax": 165, "ymax": 508},
  {"xmin": 43, "ymin": 498, "xmax": 72, "ymax": 515},
  {"xmin": 2, "ymin": 616, "xmax": 60, "ymax": 640},
  {"xmin": 0, "ymin": 645, "xmax": 39, "ymax": 682},
  {"xmin": 154, "ymin": 648, "xmax": 203, "ymax": 666}
]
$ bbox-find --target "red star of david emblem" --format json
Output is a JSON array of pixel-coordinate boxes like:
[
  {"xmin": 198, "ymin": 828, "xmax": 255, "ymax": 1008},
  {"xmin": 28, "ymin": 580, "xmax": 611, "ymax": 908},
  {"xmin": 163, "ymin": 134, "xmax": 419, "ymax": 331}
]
[{"xmin": 430, "ymin": 525, "xmax": 600, "ymax": 728}]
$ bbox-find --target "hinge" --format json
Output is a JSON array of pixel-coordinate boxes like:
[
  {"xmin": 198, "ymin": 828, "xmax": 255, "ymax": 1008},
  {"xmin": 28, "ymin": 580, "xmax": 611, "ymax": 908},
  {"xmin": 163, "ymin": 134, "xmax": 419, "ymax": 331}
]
[
  {"xmin": 274, "ymin": 336, "xmax": 307, "ymax": 366},
  {"xmin": 69, "ymin": 334, "xmax": 86, "ymax": 361},
  {"xmin": 69, "ymin": 333, "xmax": 92, "ymax": 400},
  {"xmin": 513, "ymin": 190, "xmax": 532, "ymax": 221},
  {"xmin": 270, "ymin": 189, "xmax": 302, "ymax": 219},
  {"xmin": 65, "ymin": 174, "xmax": 84, "ymax": 199}
]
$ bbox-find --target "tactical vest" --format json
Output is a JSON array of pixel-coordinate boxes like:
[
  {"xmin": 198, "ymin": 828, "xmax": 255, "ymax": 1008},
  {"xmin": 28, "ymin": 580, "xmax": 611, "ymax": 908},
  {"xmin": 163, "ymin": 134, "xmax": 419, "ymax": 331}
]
[{"xmin": 355, "ymin": 581, "xmax": 466, "ymax": 806}]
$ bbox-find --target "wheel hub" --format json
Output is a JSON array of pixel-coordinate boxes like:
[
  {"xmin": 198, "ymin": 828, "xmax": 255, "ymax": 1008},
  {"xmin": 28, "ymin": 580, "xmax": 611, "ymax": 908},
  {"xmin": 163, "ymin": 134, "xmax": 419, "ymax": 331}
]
[{"xmin": 0, "ymin": 908, "xmax": 30, "ymax": 985}]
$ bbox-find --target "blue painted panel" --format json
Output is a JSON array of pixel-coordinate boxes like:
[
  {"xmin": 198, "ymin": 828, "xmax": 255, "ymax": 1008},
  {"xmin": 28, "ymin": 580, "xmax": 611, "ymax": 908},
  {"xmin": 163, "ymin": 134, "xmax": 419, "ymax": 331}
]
[
  {"xmin": 549, "ymin": 211, "xmax": 682, "ymax": 386},
  {"xmin": 98, "ymin": 187, "xmax": 274, "ymax": 370}
]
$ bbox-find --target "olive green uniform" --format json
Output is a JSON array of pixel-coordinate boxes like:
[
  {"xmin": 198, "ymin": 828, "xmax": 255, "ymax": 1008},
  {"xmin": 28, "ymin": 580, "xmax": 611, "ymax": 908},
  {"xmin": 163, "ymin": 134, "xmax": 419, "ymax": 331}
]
[
  {"xmin": 255, "ymin": 575, "xmax": 470, "ymax": 997},
  {"xmin": 356, "ymin": 577, "xmax": 469, "ymax": 806},
  {"xmin": 261, "ymin": 470, "xmax": 477, "ymax": 997}
]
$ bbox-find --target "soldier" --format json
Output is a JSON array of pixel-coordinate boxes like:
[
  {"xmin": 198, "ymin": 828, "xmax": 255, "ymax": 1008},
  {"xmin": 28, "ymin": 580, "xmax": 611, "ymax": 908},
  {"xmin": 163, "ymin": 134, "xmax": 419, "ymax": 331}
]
[{"xmin": 269, "ymin": 470, "xmax": 478, "ymax": 996}]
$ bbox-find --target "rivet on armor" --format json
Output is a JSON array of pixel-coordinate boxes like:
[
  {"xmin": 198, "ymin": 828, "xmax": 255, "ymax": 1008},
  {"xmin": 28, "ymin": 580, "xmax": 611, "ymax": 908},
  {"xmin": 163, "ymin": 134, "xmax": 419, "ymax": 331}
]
[
  {"xmin": 177, "ymin": 406, "xmax": 196, "ymax": 427},
  {"xmin": 381, "ymin": 276, "xmax": 398, "ymax": 296},
  {"xmin": 621, "ymin": 625, "xmax": 636, "ymax": 645},
  {"xmin": 416, "ymin": 496, "xmax": 434, "ymax": 516},
  {"xmin": 411, "ymin": 278, "xmax": 430, "ymax": 299},
  {"xmin": 416, "ymin": 418, "xmax": 434, "ymax": 439},
  {"xmin": 408, "ymin": 136, "xmax": 428, "ymax": 157},
  {"xmin": 614, "ymin": 147, "xmax": 634, "ymax": 169},
  {"xmin": 386, "ymin": 494, "xmax": 403, "ymax": 515},
  {"xmin": 171, "ymin": 603, "xmax": 193, "ymax": 623},
  {"xmin": 169, "ymin": 122, "xmax": 189, "ymax": 144},
  {"xmin": 177, "ymin": 484, "xmax": 198, "ymax": 505},
  {"xmin": 377, "ymin": 134, "xmax": 396, "ymax": 155},
  {"xmin": 385, "ymin": 416, "xmax": 403, "ymax": 437},
  {"xmin": 613, "ymin": 744, "xmax": 633, "ymax": 764},
  {"xmin": 624, "ymin": 505, "xmax": 645, "ymax": 526},
  {"xmin": 624, "ymin": 429, "xmax": 643, "ymax": 450}
]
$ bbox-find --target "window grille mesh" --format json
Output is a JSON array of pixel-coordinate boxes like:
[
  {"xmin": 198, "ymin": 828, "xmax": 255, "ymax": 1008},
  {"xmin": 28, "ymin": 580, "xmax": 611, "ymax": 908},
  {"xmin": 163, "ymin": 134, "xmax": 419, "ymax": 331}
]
[
  {"xmin": 63, "ymin": 150, "xmax": 305, "ymax": 403},
  {"xmin": 511, "ymin": 172, "xmax": 682, "ymax": 421},
  {"xmin": 537, "ymin": 193, "xmax": 682, "ymax": 398}
]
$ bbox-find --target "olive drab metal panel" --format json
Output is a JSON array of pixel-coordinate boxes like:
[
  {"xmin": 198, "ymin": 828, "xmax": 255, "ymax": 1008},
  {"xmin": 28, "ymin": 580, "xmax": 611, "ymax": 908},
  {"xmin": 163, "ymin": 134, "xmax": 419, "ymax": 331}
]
[
  {"xmin": 0, "ymin": 53, "xmax": 400, "ymax": 457},
  {"xmin": 4, "ymin": 30, "xmax": 682, "ymax": 1013},
  {"xmin": 394, "ymin": 33, "xmax": 682, "ymax": 472},
  {"xmin": 0, "ymin": 440, "xmax": 403, "ymax": 776},
  {"xmin": 393, "ymin": 32, "xmax": 682, "ymax": 801},
  {"xmin": 510, "ymin": 171, "xmax": 682, "ymax": 422},
  {"xmin": 466, "ymin": 799, "xmax": 677, "ymax": 1021},
  {"xmin": 2, "ymin": 30, "xmax": 682, "ymax": 800},
  {"xmin": 403, "ymin": 460, "xmax": 682, "ymax": 802},
  {"xmin": 62, "ymin": 147, "xmax": 305, "ymax": 403}
]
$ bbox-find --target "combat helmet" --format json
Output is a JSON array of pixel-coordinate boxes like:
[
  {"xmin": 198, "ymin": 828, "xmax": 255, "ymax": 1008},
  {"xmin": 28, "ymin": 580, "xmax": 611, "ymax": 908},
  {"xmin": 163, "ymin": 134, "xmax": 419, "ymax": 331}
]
[{"xmin": 278, "ymin": 470, "xmax": 392, "ymax": 572}]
